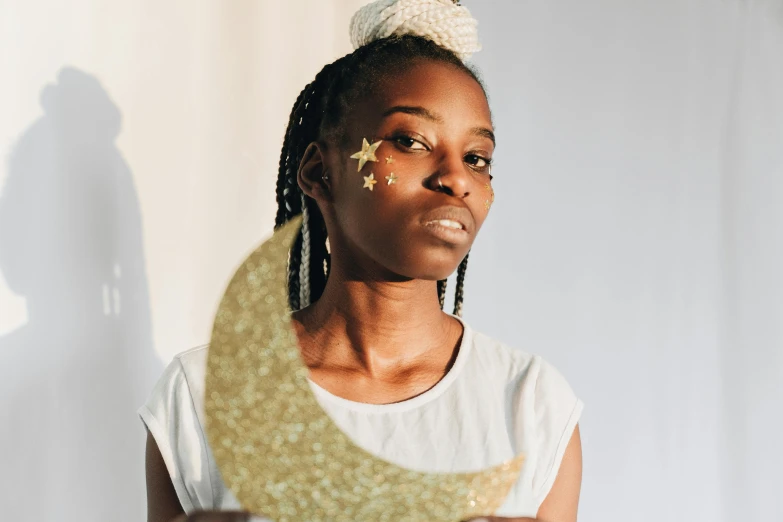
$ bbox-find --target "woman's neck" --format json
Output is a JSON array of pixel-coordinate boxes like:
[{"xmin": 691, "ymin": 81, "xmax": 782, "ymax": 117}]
[{"xmin": 292, "ymin": 270, "xmax": 461, "ymax": 380}]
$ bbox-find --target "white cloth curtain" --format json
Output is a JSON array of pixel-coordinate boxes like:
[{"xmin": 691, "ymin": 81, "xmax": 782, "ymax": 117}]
[{"xmin": 0, "ymin": 1, "xmax": 780, "ymax": 521}]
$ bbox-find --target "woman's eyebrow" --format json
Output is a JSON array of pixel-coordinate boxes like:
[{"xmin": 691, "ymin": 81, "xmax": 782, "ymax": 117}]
[
  {"xmin": 382, "ymin": 105, "xmax": 495, "ymax": 145},
  {"xmin": 472, "ymin": 126, "xmax": 496, "ymax": 146},
  {"xmin": 382, "ymin": 105, "xmax": 443, "ymax": 123}
]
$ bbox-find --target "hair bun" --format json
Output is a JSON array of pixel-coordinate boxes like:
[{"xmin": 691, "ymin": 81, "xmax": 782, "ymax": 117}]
[{"xmin": 349, "ymin": 0, "xmax": 481, "ymax": 61}]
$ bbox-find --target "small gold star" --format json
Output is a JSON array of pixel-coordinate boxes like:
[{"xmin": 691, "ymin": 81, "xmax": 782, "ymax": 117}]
[
  {"xmin": 350, "ymin": 138, "xmax": 382, "ymax": 172},
  {"xmin": 486, "ymin": 183, "xmax": 495, "ymax": 201},
  {"xmin": 484, "ymin": 199, "xmax": 491, "ymax": 210},
  {"xmin": 385, "ymin": 172, "xmax": 398, "ymax": 185},
  {"xmin": 363, "ymin": 173, "xmax": 378, "ymax": 191},
  {"xmin": 385, "ymin": 155, "xmax": 394, "ymax": 164}
]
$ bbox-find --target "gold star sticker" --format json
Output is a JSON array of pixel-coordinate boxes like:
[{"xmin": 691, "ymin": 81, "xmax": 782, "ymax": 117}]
[
  {"xmin": 385, "ymin": 155, "xmax": 394, "ymax": 164},
  {"xmin": 385, "ymin": 172, "xmax": 398, "ymax": 185},
  {"xmin": 363, "ymin": 173, "xmax": 378, "ymax": 191},
  {"xmin": 485, "ymin": 183, "xmax": 495, "ymax": 203},
  {"xmin": 350, "ymin": 138, "xmax": 382, "ymax": 172},
  {"xmin": 484, "ymin": 199, "xmax": 492, "ymax": 210}
]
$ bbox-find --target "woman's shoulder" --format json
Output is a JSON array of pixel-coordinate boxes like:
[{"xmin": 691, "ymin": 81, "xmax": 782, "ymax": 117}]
[
  {"xmin": 467, "ymin": 326, "xmax": 547, "ymax": 376},
  {"xmin": 465, "ymin": 325, "xmax": 580, "ymax": 405},
  {"xmin": 160, "ymin": 344, "xmax": 210, "ymax": 388},
  {"xmin": 172, "ymin": 344, "xmax": 210, "ymax": 387},
  {"xmin": 140, "ymin": 345, "xmax": 211, "ymax": 423},
  {"xmin": 465, "ymin": 328, "xmax": 583, "ymax": 515},
  {"xmin": 138, "ymin": 344, "xmax": 221, "ymax": 513},
  {"xmin": 173, "ymin": 343, "xmax": 210, "ymax": 366},
  {"xmin": 172, "ymin": 344, "xmax": 210, "ymax": 399},
  {"xmin": 469, "ymin": 327, "xmax": 535, "ymax": 365}
]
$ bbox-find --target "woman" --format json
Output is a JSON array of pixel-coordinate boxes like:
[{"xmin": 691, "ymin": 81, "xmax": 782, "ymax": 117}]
[{"xmin": 141, "ymin": 2, "xmax": 583, "ymax": 521}]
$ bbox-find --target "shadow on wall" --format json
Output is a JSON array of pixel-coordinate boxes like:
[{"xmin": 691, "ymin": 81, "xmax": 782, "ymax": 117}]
[{"xmin": 0, "ymin": 67, "xmax": 162, "ymax": 521}]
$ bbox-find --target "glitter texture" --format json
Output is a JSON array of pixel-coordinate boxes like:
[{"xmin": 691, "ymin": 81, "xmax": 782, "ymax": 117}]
[{"xmin": 205, "ymin": 216, "xmax": 525, "ymax": 522}]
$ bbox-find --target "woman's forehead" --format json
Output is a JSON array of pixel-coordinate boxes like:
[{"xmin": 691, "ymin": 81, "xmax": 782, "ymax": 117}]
[{"xmin": 356, "ymin": 61, "xmax": 492, "ymax": 127}]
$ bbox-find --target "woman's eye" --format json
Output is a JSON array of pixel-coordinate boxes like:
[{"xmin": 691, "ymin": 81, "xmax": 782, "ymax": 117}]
[
  {"xmin": 395, "ymin": 136, "xmax": 427, "ymax": 150},
  {"xmin": 465, "ymin": 154, "xmax": 492, "ymax": 170}
]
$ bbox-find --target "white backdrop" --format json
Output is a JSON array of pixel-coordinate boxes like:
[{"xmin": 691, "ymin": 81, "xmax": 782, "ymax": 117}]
[{"xmin": 1, "ymin": 1, "xmax": 781, "ymax": 521}]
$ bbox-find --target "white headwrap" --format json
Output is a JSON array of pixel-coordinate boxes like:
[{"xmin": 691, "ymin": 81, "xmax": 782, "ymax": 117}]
[{"xmin": 349, "ymin": 0, "xmax": 481, "ymax": 61}]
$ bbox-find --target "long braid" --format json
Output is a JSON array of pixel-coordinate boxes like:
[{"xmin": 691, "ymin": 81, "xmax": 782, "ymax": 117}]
[
  {"xmin": 305, "ymin": 195, "xmax": 329, "ymax": 300},
  {"xmin": 284, "ymin": 92, "xmax": 309, "ymax": 309},
  {"xmin": 276, "ymin": 66, "xmax": 339, "ymax": 309},
  {"xmin": 453, "ymin": 253, "xmax": 469, "ymax": 317},
  {"xmin": 276, "ymin": 82, "xmax": 312, "ymax": 308},
  {"xmin": 293, "ymin": 72, "xmax": 339, "ymax": 308},
  {"xmin": 437, "ymin": 279, "xmax": 448, "ymax": 309},
  {"xmin": 275, "ymin": 86, "xmax": 308, "ymax": 229},
  {"xmin": 275, "ymin": 82, "xmax": 314, "ymax": 309},
  {"xmin": 299, "ymin": 192, "xmax": 312, "ymax": 308}
]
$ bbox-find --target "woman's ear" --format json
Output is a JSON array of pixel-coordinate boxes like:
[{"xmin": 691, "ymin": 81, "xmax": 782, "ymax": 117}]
[{"xmin": 297, "ymin": 142, "xmax": 332, "ymax": 203}]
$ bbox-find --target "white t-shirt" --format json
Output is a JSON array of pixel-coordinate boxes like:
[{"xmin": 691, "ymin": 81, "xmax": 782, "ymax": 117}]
[{"xmin": 138, "ymin": 319, "xmax": 583, "ymax": 518}]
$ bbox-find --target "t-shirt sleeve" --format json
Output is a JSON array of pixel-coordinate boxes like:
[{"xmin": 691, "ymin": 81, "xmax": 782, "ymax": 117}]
[
  {"xmin": 530, "ymin": 356, "xmax": 583, "ymax": 506},
  {"xmin": 138, "ymin": 356, "xmax": 215, "ymax": 513}
]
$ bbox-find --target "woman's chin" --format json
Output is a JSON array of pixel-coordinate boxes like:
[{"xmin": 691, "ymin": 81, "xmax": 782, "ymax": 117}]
[
  {"xmin": 365, "ymin": 246, "xmax": 468, "ymax": 282},
  {"xmin": 392, "ymin": 262, "xmax": 463, "ymax": 283}
]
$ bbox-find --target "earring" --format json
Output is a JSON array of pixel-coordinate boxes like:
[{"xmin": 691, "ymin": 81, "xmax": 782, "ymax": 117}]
[{"xmin": 350, "ymin": 138, "xmax": 382, "ymax": 172}]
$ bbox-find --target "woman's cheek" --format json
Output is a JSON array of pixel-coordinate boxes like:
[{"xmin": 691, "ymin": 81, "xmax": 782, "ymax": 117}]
[{"xmin": 370, "ymin": 147, "xmax": 404, "ymax": 188}]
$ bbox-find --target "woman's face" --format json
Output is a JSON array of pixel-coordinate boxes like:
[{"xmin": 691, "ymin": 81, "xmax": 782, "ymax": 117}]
[{"xmin": 310, "ymin": 59, "xmax": 495, "ymax": 282}]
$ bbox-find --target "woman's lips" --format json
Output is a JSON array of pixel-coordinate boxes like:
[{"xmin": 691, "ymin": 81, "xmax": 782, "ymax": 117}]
[
  {"xmin": 422, "ymin": 219, "xmax": 470, "ymax": 243},
  {"xmin": 420, "ymin": 206, "xmax": 474, "ymax": 231},
  {"xmin": 419, "ymin": 205, "xmax": 474, "ymax": 244},
  {"xmin": 426, "ymin": 218, "xmax": 465, "ymax": 230}
]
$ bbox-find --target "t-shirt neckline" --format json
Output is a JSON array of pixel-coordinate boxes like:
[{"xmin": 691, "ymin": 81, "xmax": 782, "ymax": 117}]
[{"xmin": 306, "ymin": 314, "xmax": 473, "ymax": 414}]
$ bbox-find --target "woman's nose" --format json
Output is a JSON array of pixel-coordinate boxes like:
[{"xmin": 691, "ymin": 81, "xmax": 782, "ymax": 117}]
[{"xmin": 430, "ymin": 152, "xmax": 471, "ymax": 198}]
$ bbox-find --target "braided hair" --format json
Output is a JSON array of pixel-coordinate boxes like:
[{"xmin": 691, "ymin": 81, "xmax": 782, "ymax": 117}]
[{"xmin": 274, "ymin": 34, "xmax": 485, "ymax": 316}]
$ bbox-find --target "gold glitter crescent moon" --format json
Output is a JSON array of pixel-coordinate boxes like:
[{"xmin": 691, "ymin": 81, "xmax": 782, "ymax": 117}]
[{"xmin": 205, "ymin": 216, "xmax": 525, "ymax": 522}]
